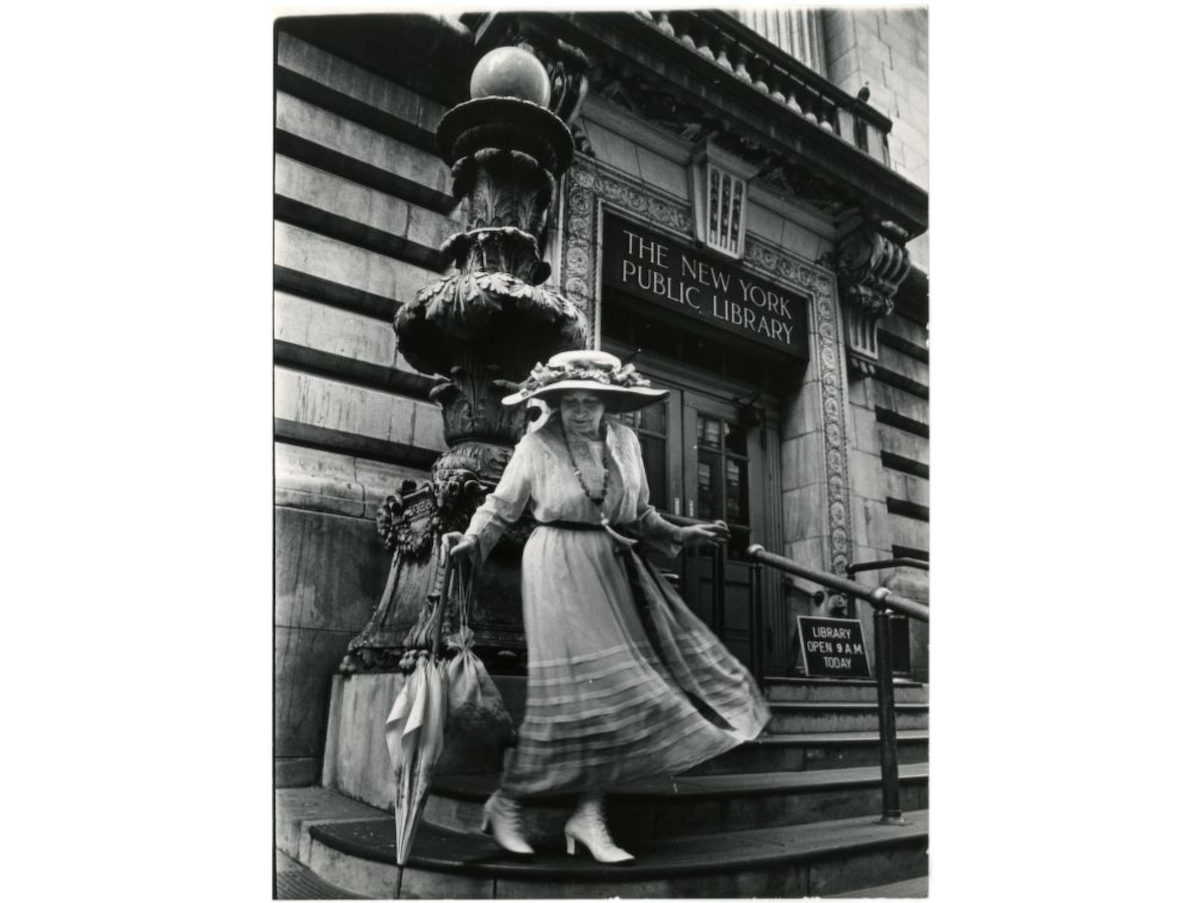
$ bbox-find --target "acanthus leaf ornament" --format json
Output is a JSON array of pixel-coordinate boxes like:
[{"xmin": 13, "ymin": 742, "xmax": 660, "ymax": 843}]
[{"xmin": 836, "ymin": 225, "xmax": 912, "ymax": 378}]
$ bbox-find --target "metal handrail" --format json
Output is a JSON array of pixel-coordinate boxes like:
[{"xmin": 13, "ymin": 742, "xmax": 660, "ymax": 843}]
[
  {"xmin": 746, "ymin": 545, "xmax": 929, "ymax": 622},
  {"xmin": 846, "ymin": 557, "xmax": 929, "ymax": 575},
  {"xmin": 746, "ymin": 544, "xmax": 929, "ymax": 826}
]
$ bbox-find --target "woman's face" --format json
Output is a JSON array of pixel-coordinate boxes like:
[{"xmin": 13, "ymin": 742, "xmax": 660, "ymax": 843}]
[{"xmin": 559, "ymin": 391, "xmax": 606, "ymax": 437}]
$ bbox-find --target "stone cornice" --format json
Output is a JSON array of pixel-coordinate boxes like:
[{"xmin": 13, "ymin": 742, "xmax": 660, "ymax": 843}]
[
  {"xmin": 580, "ymin": 95, "xmax": 694, "ymax": 168},
  {"xmin": 544, "ymin": 10, "xmax": 928, "ymax": 237}
]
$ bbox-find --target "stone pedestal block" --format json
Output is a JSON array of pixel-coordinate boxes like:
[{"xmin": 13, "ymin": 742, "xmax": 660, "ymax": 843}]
[{"xmin": 322, "ymin": 672, "xmax": 531, "ymax": 810}]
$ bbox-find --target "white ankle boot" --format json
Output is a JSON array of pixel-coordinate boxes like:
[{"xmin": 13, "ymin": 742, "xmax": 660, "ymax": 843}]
[
  {"xmin": 564, "ymin": 793, "xmax": 634, "ymax": 863},
  {"xmin": 480, "ymin": 790, "xmax": 534, "ymax": 854}
]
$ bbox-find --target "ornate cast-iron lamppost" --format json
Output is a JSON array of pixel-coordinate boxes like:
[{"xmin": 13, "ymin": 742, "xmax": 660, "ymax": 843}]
[{"xmin": 341, "ymin": 46, "xmax": 589, "ymax": 674}]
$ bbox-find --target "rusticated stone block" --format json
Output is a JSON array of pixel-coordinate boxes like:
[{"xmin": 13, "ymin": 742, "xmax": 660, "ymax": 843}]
[
  {"xmin": 275, "ymin": 507, "xmax": 390, "ymax": 631},
  {"xmin": 273, "ymin": 222, "xmax": 435, "ymax": 314},
  {"xmin": 275, "ymin": 626, "xmax": 360, "ymax": 761}
]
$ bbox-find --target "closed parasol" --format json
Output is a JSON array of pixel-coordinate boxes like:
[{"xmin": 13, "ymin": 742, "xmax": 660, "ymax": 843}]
[
  {"xmin": 384, "ymin": 553, "xmax": 517, "ymax": 892},
  {"xmin": 384, "ymin": 567, "xmax": 449, "ymax": 876}
]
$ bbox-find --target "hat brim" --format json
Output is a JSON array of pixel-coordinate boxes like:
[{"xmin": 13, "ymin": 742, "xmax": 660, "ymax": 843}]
[{"xmin": 502, "ymin": 380, "xmax": 668, "ymax": 413}]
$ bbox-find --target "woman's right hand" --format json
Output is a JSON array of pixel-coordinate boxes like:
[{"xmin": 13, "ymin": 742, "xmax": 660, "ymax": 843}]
[
  {"xmin": 680, "ymin": 519, "xmax": 731, "ymax": 548},
  {"xmin": 441, "ymin": 531, "xmax": 479, "ymax": 561}
]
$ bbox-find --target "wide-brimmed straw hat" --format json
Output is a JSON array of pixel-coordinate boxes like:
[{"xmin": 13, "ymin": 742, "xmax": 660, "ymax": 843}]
[{"xmin": 501, "ymin": 350, "xmax": 667, "ymax": 413}]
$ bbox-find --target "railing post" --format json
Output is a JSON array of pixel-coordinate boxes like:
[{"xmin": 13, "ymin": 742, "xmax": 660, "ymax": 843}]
[
  {"xmin": 748, "ymin": 560, "xmax": 764, "ymax": 685},
  {"xmin": 871, "ymin": 588, "xmax": 907, "ymax": 825},
  {"xmin": 745, "ymin": 547, "xmax": 926, "ymax": 826}
]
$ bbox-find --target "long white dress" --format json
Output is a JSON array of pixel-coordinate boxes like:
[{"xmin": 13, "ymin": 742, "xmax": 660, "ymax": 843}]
[{"xmin": 465, "ymin": 413, "xmax": 770, "ymax": 797}]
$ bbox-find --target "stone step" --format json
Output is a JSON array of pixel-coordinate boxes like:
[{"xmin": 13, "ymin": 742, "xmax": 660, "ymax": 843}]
[
  {"xmin": 768, "ymin": 702, "xmax": 929, "ymax": 734},
  {"xmin": 300, "ymin": 800, "xmax": 929, "ymax": 899},
  {"xmin": 276, "ymin": 785, "xmax": 394, "ymax": 863},
  {"xmin": 489, "ymin": 676, "xmax": 930, "ymax": 727},
  {"xmin": 830, "ymin": 874, "xmax": 929, "ymax": 897},
  {"xmin": 276, "ymin": 850, "xmax": 368, "ymax": 899},
  {"xmin": 424, "ymin": 766, "xmax": 928, "ymax": 842},
  {"xmin": 763, "ymin": 677, "xmax": 928, "ymax": 704},
  {"xmin": 683, "ymin": 729, "xmax": 929, "ymax": 775}
]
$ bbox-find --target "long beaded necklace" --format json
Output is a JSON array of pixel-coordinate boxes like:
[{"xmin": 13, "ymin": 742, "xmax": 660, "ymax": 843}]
[{"xmin": 560, "ymin": 416, "xmax": 611, "ymax": 522}]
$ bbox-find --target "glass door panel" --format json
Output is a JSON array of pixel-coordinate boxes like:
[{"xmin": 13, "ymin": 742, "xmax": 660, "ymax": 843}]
[{"xmin": 684, "ymin": 401, "xmax": 758, "ymax": 560}]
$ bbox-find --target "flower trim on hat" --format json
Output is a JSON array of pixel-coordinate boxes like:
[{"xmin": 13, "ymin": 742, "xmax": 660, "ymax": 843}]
[{"xmin": 519, "ymin": 359, "xmax": 652, "ymax": 394}]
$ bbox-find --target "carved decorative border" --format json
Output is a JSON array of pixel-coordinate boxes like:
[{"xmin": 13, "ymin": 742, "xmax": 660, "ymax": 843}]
[
  {"xmin": 743, "ymin": 238, "xmax": 851, "ymax": 576},
  {"xmin": 563, "ymin": 159, "xmax": 693, "ymax": 341},
  {"xmin": 560, "ymin": 157, "xmax": 852, "ymax": 575}
]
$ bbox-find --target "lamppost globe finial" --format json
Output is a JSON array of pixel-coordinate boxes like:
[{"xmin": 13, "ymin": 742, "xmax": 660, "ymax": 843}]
[{"xmin": 469, "ymin": 46, "xmax": 551, "ymax": 107}]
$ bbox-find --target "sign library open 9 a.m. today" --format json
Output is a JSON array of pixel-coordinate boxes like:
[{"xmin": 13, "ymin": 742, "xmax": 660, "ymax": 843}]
[{"xmin": 797, "ymin": 616, "xmax": 871, "ymax": 678}]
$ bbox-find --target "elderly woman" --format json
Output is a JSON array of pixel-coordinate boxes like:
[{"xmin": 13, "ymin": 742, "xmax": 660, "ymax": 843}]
[{"xmin": 442, "ymin": 350, "xmax": 769, "ymax": 863}]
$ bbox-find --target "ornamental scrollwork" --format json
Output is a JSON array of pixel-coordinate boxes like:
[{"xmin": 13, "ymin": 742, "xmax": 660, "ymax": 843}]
[{"xmin": 376, "ymin": 480, "xmax": 440, "ymax": 561}]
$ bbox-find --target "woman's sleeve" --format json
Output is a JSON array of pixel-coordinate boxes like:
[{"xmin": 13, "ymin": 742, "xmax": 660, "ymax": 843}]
[
  {"xmin": 464, "ymin": 433, "xmax": 536, "ymax": 562},
  {"xmin": 627, "ymin": 429, "xmax": 685, "ymax": 558}
]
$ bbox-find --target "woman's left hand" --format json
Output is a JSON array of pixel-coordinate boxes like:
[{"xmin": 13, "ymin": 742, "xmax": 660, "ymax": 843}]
[{"xmin": 680, "ymin": 520, "xmax": 731, "ymax": 548}]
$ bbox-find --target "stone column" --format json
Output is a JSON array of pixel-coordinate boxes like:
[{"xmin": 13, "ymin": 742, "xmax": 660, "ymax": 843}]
[{"xmin": 340, "ymin": 46, "xmax": 590, "ymax": 674}]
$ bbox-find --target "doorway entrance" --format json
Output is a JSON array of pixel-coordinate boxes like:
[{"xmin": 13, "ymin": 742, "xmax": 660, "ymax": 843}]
[{"xmin": 601, "ymin": 349, "xmax": 784, "ymax": 671}]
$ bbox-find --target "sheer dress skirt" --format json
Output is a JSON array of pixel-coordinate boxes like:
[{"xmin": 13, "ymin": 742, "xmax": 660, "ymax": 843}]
[{"xmin": 499, "ymin": 525, "xmax": 770, "ymax": 798}]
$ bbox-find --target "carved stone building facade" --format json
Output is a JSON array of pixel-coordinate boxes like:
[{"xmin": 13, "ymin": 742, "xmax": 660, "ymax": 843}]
[{"xmin": 273, "ymin": 6, "xmax": 929, "ymax": 806}]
